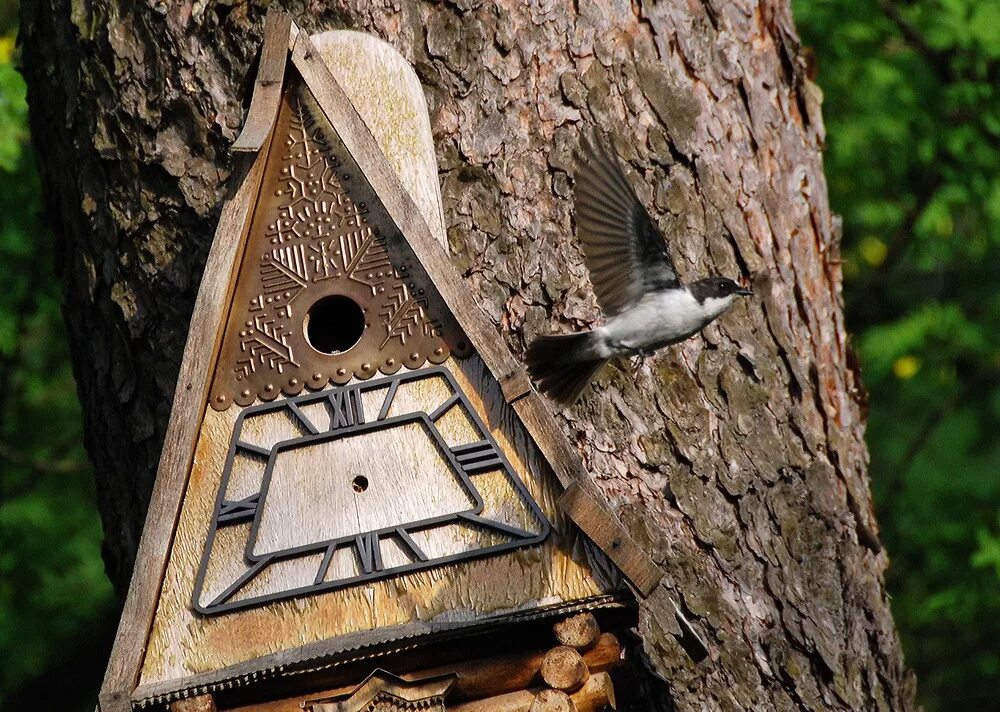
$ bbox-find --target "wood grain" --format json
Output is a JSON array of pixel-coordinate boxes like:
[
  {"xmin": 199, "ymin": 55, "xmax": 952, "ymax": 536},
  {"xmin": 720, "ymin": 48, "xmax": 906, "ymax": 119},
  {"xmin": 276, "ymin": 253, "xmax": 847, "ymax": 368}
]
[
  {"xmin": 558, "ymin": 484, "xmax": 661, "ymax": 596},
  {"xmin": 139, "ymin": 356, "xmax": 610, "ymax": 690},
  {"xmin": 539, "ymin": 647, "xmax": 588, "ymax": 692},
  {"xmin": 306, "ymin": 671, "xmax": 455, "ymax": 712},
  {"xmin": 106, "ymin": 22, "xmax": 642, "ymax": 710},
  {"xmin": 448, "ymin": 674, "xmax": 616, "ymax": 712},
  {"xmin": 253, "ymin": 422, "xmax": 475, "ymax": 553},
  {"xmin": 309, "ymin": 30, "xmax": 448, "ymax": 246},
  {"xmin": 172, "ymin": 695, "xmax": 218, "ymax": 712},
  {"xmin": 220, "ymin": 633, "xmax": 622, "ymax": 712},
  {"xmin": 528, "ymin": 689, "xmax": 577, "ymax": 712}
]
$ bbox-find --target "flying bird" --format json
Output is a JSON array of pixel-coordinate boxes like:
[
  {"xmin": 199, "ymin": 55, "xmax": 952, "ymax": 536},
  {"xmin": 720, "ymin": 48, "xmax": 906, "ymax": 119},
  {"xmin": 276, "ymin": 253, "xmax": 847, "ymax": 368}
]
[{"xmin": 526, "ymin": 132, "xmax": 752, "ymax": 405}]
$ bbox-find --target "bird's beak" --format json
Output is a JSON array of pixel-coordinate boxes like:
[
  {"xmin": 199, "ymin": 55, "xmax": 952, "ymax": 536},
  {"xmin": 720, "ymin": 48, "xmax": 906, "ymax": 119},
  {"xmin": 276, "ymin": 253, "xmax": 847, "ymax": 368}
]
[{"xmin": 735, "ymin": 288, "xmax": 753, "ymax": 297}]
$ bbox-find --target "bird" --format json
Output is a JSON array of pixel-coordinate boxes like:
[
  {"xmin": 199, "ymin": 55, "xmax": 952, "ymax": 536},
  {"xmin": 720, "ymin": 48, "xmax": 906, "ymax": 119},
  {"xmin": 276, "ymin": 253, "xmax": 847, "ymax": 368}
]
[{"xmin": 525, "ymin": 131, "xmax": 753, "ymax": 405}]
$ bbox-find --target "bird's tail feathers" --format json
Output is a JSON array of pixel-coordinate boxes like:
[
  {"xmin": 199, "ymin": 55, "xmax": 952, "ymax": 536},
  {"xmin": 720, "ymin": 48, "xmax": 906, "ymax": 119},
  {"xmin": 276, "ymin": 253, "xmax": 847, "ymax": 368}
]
[{"xmin": 525, "ymin": 332, "xmax": 608, "ymax": 406}]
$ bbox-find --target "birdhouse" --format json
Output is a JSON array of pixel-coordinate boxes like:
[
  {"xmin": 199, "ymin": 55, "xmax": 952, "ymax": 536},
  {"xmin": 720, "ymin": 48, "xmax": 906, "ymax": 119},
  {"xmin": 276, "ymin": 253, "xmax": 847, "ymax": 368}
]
[{"xmin": 99, "ymin": 12, "xmax": 666, "ymax": 712}]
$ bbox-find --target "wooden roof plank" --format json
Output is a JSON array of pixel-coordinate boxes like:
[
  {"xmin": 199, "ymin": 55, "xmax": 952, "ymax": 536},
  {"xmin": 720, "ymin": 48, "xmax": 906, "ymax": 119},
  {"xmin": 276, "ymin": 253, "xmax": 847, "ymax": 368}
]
[{"xmin": 231, "ymin": 10, "xmax": 292, "ymax": 153}]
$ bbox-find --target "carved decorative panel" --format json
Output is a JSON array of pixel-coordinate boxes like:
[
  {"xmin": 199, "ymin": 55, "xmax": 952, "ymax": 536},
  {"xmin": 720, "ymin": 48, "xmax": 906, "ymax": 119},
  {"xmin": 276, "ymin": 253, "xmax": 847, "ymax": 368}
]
[
  {"xmin": 193, "ymin": 367, "xmax": 550, "ymax": 615},
  {"xmin": 306, "ymin": 670, "xmax": 456, "ymax": 712},
  {"xmin": 210, "ymin": 81, "xmax": 469, "ymax": 410}
]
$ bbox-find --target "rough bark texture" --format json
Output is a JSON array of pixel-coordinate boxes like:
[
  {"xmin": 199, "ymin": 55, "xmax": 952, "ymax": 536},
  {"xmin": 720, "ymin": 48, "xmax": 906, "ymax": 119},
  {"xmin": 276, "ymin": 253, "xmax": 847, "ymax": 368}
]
[{"xmin": 21, "ymin": 0, "xmax": 915, "ymax": 710}]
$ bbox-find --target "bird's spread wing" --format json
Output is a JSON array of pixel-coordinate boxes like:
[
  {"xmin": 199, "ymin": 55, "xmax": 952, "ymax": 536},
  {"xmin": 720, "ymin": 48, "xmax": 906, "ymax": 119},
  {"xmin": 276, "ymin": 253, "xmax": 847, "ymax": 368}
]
[{"xmin": 573, "ymin": 132, "xmax": 679, "ymax": 317}]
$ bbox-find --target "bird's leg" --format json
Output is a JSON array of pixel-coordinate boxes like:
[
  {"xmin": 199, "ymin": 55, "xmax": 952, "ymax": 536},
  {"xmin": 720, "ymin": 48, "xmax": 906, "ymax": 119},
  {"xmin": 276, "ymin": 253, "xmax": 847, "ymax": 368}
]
[{"xmin": 630, "ymin": 348, "xmax": 654, "ymax": 376}]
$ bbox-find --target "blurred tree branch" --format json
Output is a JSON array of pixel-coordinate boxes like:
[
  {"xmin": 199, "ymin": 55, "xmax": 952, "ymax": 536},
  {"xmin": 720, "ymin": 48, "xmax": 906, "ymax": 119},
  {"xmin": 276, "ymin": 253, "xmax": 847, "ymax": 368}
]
[
  {"xmin": 878, "ymin": 0, "xmax": 999, "ymax": 84},
  {"xmin": 0, "ymin": 440, "xmax": 86, "ymax": 476},
  {"xmin": 877, "ymin": 0, "xmax": 955, "ymax": 83},
  {"xmin": 0, "ymin": 253, "xmax": 43, "ymax": 419}
]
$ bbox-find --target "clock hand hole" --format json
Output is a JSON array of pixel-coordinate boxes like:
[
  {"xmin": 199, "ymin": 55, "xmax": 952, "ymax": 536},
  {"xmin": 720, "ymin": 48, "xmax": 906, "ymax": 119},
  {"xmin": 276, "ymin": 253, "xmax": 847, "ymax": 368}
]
[{"xmin": 352, "ymin": 475, "xmax": 369, "ymax": 493}]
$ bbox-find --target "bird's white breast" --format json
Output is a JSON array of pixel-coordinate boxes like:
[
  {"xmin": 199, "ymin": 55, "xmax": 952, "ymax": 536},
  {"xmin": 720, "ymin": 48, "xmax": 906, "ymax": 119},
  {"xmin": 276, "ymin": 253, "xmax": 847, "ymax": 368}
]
[{"xmin": 599, "ymin": 289, "xmax": 735, "ymax": 353}]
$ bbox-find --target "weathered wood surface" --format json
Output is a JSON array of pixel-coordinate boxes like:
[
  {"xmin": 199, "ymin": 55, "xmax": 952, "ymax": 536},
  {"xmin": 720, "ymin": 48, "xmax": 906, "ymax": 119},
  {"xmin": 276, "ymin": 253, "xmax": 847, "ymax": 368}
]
[
  {"xmin": 450, "ymin": 674, "xmax": 615, "ymax": 712},
  {"xmin": 528, "ymin": 689, "xmax": 577, "ymax": 712},
  {"xmin": 131, "ymin": 28, "xmax": 615, "ymax": 692},
  {"xmin": 171, "ymin": 695, "xmax": 218, "ymax": 712},
  {"xmin": 230, "ymin": 12, "xmax": 290, "ymax": 153},
  {"xmin": 98, "ymin": 22, "xmax": 505, "ymax": 711},
  {"xmin": 91, "ymin": 141, "xmax": 270, "ymax": 712},
  {"xmin": 289, "ymin": 29, "xmax": 660, "ymax": 594},
  {"xmin": 558, "ymin": 483, "xmax": 659, "ymax": 595},
  {"xmin": 310, "ymin": 30, "xmax": 449, "ymax": 246},
  {"xmin": 21, "ymin": 1, "xmax": 914, "ymax": 711},
  {"xmin": 307, "ymin": 670, "xmax": 455, "ymax": 712}
]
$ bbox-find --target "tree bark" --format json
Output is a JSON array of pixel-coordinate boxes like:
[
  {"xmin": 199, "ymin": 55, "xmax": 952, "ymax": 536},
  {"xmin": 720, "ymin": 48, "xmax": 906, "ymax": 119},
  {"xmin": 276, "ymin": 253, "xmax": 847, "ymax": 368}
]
[{"xmin": 21, "ymin": 0, "xmax": 915, "ymax": 709}]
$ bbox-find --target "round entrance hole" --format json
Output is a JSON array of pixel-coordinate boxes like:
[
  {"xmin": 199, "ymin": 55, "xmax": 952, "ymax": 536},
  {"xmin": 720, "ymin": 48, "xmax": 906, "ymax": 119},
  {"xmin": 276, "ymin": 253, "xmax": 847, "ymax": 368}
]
[
  {"xmin": 352, "ymin": 475, "xmax": 369, "ymax": 493},
  {"xmin": 305, "ymin": 295, "xmax": 365, "ymax": 354}
]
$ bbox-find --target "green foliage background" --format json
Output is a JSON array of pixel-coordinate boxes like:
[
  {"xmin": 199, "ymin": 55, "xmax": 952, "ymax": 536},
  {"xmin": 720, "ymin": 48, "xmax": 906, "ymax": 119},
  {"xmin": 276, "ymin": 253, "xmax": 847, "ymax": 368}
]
[
  {"xmin": 793, "ymin": 0, "xmax": 1000, "ymax": 707},
  {"xmin": 0, "ymin": 1, "xmax": 995, "ymax": 709},
  {"xmin": 0, "ymin": 5, "xmax": 115, "ymax": 711}
]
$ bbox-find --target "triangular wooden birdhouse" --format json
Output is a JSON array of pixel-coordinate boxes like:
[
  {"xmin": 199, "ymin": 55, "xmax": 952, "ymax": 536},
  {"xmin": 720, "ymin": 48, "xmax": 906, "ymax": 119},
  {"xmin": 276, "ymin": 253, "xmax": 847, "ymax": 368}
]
[{"xmin": 100, "ymin": 12, "xmax": 664, "ymax": 712}]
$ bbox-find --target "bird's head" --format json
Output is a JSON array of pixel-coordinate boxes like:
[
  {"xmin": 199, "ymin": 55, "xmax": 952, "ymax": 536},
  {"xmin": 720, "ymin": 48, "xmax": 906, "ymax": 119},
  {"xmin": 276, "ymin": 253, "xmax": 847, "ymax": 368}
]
[{"xmin": 689, "ymin": 276, "xmax": 753, "ymax": 319}]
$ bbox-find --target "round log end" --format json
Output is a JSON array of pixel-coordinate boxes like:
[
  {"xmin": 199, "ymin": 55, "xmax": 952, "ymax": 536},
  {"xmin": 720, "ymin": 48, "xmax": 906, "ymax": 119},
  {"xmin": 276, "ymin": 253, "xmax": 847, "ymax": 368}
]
[
  {"xmin": 553, "ymin": 612, "xmax": 600, "ymax": 650},
  {"xmin": 540, "ymin": 645, "xmax": 589, "ymax": 692},
  {"xmin": 529, "ymin": 689, "xmax": 578, "ymax": 712}
]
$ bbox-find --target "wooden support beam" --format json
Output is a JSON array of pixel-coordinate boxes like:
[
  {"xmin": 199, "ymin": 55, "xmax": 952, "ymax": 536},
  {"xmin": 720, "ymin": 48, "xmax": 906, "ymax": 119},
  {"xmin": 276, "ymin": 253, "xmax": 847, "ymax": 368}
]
[
  {"xmin": 232, "ymin": 10, "xmax": 292, "ymax": 152},
  {"xmin": 499, "ymin": 367, "xmax": 533, "ymax": 404},
  {"xmin": 558, "ymin": 484, "xmax": 662, "ymax": 596},
  {"xmin": 540, "ymin": 647, "xmax": 589, "ymax": 692},
  {"xmin": 529, "ymin": 690, "xmax": 577, "ymax": 712}
]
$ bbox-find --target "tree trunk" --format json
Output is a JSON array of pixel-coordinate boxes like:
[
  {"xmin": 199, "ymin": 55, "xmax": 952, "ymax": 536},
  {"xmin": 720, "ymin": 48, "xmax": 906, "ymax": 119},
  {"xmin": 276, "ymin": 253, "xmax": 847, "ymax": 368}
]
[{"xmin": 20, "ymin": 0, "xmax": 915, "ymax": 709}]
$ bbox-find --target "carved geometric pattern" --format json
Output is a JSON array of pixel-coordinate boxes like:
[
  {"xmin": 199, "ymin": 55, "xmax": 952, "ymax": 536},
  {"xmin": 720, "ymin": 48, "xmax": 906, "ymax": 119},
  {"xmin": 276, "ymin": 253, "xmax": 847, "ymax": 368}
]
[
  {"xmin": 192, "ymin": 367, "xmax": 550, "ymax": 615},
  {"xmin": 305, "ymin": 670, "xmax": 456, "ymax": 712},
  {"xmin": 211, "ymin": 78, "xmax": 467, "ymax": 410}
]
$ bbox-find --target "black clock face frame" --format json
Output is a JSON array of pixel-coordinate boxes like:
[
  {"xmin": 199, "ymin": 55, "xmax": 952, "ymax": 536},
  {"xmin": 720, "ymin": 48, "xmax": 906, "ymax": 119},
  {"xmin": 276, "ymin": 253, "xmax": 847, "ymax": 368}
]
[{"xmin": 192, "ymin": 367, "xmax": 551, "ymax": 615}]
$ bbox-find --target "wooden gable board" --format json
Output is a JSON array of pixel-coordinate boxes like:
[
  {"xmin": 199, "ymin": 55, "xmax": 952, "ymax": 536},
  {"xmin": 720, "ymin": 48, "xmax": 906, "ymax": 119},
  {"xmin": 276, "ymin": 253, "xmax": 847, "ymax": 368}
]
[{"xmin": 98, "ymin": 13, "xmax": 661, "ymax": 712}]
